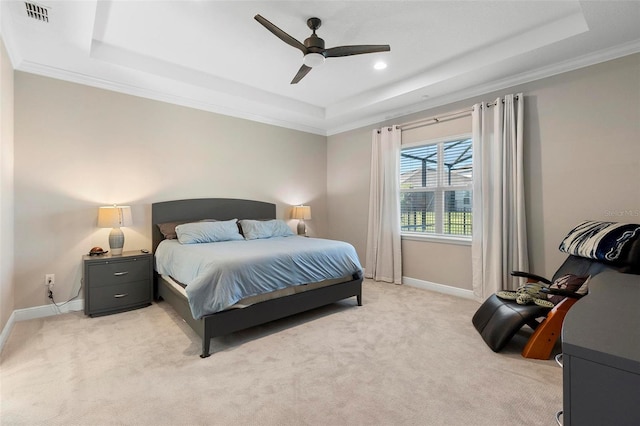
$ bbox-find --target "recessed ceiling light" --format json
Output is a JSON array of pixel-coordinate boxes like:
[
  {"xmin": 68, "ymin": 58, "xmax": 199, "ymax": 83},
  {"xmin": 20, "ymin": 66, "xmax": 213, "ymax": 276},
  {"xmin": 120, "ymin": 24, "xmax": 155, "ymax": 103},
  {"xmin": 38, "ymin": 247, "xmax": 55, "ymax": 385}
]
[{"xmin": 374, "ymin": 61, "xmax": 387, "ymax": 70}]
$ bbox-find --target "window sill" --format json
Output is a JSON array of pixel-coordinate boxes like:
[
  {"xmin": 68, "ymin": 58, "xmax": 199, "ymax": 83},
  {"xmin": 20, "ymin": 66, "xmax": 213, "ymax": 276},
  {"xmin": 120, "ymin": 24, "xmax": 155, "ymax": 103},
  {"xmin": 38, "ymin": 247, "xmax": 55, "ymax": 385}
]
[{"xmin": 401, "ymin": 233, "xmax": 471, "ymax": 246}]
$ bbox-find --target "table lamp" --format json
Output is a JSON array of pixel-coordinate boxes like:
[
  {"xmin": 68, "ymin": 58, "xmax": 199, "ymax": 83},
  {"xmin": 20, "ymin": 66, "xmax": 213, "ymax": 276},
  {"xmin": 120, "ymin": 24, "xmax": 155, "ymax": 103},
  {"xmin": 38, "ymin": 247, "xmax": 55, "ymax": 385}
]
[
  {"xmin": 292, "ymin": 205, "xmax": 311, "ymax": 236},
  {"xmin": 98, "ymin": 205, "xmax": 133, "ymax": 255}
]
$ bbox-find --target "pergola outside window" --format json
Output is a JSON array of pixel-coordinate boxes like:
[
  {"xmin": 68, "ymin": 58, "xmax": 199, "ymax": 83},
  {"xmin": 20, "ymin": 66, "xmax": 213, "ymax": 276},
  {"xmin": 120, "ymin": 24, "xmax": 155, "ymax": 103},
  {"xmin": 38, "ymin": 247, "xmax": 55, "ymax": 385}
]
[{"xmin": 400, "ymin": 136, "xmax": 473, "ymax": 237}]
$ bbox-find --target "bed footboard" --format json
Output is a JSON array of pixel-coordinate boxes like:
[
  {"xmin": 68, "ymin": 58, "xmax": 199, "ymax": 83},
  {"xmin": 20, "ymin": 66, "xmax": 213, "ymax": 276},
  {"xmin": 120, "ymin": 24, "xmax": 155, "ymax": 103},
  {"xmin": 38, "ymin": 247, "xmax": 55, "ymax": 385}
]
[
  {"xmin": 199, "ymin": 276, "xmax": 362, "ymax": 357},
  {"xmin": 158, "ymin": 275, "xmax": 362, "ymax": 358}
]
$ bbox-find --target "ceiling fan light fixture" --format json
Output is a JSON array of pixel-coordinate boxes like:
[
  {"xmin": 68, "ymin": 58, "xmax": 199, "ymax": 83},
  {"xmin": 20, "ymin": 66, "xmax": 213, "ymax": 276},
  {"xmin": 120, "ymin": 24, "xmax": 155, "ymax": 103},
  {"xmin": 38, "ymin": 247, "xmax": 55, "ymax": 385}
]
[
  {"xmin": 254, "ymin": 15, "xmax": 390, "ymax": 83},
  {"xmin": 303, "ymin": 52, "xmax": 325, "ymax": 68}
]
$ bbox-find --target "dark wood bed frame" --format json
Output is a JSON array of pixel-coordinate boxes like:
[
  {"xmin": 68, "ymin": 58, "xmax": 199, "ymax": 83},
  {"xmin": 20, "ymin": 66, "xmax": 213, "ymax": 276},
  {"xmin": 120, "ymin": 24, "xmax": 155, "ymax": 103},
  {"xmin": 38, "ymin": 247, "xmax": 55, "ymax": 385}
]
[{"xmin": 152, "ymin": 198, "xmax": 363, "ymax": 358}]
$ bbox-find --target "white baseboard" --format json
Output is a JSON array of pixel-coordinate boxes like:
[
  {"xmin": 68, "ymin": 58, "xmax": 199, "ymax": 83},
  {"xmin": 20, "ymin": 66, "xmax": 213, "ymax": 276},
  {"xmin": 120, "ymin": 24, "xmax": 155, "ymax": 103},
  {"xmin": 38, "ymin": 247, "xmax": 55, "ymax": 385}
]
[
  {"xmin": 402, "ymin": 276, "xmax": 475, "ymax": 300},
  {"xmin": 0, "ymin": 299, "xmax": 84, "ymax": 354},
  {"xmin": 13, "ymin": 299, "xmax": 84, "ymax": 321}
]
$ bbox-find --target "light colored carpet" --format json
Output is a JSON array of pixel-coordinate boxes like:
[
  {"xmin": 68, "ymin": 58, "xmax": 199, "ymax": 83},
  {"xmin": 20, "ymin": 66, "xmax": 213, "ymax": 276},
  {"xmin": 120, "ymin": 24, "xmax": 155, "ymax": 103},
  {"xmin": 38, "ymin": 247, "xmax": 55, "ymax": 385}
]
[{"xmin": 1, "ymin": 280, "xmax": 562, "ymax": 425}]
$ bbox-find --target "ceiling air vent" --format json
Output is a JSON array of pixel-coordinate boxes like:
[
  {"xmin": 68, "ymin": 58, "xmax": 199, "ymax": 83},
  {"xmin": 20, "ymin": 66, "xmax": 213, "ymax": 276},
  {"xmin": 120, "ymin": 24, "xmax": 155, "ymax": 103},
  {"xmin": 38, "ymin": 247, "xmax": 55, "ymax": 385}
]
[{"xmin": 24, "ymin": 2, "xmax": 49, "ymax": 22}]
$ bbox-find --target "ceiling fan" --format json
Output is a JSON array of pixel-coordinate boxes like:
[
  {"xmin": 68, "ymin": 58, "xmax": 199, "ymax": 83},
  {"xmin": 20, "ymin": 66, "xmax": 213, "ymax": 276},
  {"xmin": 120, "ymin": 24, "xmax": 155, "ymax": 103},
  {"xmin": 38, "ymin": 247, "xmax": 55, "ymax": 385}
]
[{"xmin": 254, "ymin": 14, "xmax": 391, "ymax": 84}]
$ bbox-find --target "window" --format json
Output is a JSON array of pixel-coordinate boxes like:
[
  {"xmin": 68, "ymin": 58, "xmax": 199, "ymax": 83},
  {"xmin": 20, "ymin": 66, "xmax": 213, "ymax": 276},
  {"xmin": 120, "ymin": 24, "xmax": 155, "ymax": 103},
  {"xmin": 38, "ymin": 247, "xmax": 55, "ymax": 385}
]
[{"xmin": 400, "ymin": 135, "xmax": 473, "ymax": 238}]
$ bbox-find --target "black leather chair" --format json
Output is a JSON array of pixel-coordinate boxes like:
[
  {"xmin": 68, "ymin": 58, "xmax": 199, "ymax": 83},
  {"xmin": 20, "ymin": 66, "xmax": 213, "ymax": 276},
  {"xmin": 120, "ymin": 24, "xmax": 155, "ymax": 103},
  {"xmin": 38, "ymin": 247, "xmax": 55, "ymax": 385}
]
[{"xmin": 472, "ymin": 222, "xmax": 640, "ymax": 359}]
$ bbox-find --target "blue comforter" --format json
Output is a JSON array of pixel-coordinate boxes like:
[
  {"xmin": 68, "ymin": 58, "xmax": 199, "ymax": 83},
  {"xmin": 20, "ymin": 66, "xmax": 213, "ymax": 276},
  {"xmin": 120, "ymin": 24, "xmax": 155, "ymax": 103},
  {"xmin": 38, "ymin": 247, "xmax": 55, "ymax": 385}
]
[{"xmin": 155, "ymin": 236, "xmax": 362, "ymax": 319}]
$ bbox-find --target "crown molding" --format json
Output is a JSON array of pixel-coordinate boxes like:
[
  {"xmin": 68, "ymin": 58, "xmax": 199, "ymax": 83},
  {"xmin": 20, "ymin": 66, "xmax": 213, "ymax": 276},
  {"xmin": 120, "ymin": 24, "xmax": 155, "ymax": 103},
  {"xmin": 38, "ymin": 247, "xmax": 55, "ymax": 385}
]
[
  {"xmin": 15, "ymin": 59, "xmax": 329, "ymax": 136},
  {"xmin": 8, "ymin": 35, "xmax": 640, "ymax": 138},
  {"xmin": 326, "ymin": 39, "xmax": 640, "ymax": 135}
]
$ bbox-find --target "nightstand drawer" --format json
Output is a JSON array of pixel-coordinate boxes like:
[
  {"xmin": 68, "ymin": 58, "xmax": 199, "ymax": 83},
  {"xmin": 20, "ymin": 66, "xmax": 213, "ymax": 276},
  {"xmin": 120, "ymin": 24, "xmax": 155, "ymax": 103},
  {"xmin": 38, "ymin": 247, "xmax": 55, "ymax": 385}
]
[
  {"xmin": 88, "ymin": 257, "xmax": 151, "ymax": 287},
  {"xmin": 88, "ymin": 280, "xmax": 151, "ymax": 314}
]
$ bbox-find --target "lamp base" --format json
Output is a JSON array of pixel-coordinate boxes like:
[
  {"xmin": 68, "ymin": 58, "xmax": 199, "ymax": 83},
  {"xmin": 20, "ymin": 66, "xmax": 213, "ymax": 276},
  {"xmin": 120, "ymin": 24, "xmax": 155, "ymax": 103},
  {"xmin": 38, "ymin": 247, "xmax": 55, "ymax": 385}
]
[
  {"xmin": 297, "ymin": 219, "xmax": 306, "ymax": 236},
  {"xmin": 109, "ymin": 227, "xmax": 125, "ymax": 256}
]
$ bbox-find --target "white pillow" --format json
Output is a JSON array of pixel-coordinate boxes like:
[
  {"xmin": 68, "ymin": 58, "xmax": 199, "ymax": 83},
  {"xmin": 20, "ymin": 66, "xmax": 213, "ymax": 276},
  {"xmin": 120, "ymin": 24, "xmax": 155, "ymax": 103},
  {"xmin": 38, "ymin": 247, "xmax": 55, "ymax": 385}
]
[
  {"xmin": 239, "ymin": 219, "xmax": 295, "ymax": 240},
  {"xmin": 175, "ymin": 219, "xmax": 243, "ymax": 244}
]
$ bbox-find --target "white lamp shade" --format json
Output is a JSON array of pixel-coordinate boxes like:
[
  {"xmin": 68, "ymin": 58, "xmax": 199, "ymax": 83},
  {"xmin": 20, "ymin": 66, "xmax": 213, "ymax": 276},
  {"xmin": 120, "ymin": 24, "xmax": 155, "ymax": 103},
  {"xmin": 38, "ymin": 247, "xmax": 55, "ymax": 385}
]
[
  {"xmin": 98, "ymin": 205, "xmax": 133, "ymax": 228},
  {"xmin": 302, "ymin": 53, "xmax": 325, "ymax": 68},
  {"xmin": 292, "ymin": 205, "xmax": 312, "ymax": 220}
]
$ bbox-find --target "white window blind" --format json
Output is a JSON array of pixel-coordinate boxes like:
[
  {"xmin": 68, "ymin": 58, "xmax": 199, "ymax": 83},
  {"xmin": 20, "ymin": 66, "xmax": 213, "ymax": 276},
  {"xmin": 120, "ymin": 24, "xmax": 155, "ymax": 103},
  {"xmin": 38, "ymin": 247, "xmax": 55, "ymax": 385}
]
[{"xmin": 400, "ymin": 136, "xmax": 473, "ymax": 237}]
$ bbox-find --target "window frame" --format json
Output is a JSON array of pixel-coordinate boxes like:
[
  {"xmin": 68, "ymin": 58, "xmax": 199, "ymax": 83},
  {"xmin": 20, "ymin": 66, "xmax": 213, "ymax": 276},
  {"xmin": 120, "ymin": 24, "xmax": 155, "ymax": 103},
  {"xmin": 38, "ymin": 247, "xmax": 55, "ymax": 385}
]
[{"xmin": 400, "ymin": 133, "xmax": 473, "ymax": 244}]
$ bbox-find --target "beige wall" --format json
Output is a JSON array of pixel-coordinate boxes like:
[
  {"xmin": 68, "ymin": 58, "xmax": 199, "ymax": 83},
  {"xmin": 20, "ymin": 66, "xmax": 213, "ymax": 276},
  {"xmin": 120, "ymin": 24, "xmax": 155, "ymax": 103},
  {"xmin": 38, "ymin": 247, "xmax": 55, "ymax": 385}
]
[
  {"xmin": 327, "ymin": 112, "xmax": 474, "ymax": 289},
  {"xmin": 6, "ymin": 52, "xmax": 640, "ymax": 314},
  {"xmin": 13, "ymin": 73, "xmax": 328, "ymax": 309},
  {"xmin": 328, "ymin": 53, "xmax": 640, "ymax": 290},
  {"xmin": 1, "ymin": 37, "xmax": 15, "ymax": 331}
]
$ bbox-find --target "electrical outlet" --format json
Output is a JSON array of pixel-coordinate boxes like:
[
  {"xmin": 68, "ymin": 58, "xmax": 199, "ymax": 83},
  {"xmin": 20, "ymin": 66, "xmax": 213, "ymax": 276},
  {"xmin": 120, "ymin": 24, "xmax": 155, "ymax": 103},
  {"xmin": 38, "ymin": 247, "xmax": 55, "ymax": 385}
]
[{"xmin": 45, "ymin": 273, "xmax": 55, "ymax": 289}]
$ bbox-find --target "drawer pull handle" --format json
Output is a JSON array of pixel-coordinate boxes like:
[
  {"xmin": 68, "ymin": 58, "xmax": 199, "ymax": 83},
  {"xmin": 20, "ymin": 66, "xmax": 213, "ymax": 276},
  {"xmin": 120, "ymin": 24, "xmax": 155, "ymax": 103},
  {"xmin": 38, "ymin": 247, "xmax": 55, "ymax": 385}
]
[
  {"xmin": 113, "ymin": 272, "xmax": 129, "ymax": 276},
  {"xmin": 114, "ymin": 293, "xmax": 129, "ymax": 298}
]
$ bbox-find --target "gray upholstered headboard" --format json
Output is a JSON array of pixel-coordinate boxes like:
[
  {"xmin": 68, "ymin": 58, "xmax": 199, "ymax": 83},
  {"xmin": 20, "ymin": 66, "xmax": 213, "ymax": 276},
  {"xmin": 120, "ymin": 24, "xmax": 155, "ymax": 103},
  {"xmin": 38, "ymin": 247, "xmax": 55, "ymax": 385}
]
[{"xmin": 151, "ymin": 198, "xmax": 276, "ymax": 252}]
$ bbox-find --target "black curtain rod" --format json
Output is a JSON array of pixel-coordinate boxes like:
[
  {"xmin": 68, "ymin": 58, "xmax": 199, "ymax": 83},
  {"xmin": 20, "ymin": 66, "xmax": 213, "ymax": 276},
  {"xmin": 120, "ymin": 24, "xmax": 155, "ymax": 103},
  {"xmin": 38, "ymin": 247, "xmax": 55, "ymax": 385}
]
[{"xmin": 397, "ymin": 95, "xmax": 521, "ymax": 131}]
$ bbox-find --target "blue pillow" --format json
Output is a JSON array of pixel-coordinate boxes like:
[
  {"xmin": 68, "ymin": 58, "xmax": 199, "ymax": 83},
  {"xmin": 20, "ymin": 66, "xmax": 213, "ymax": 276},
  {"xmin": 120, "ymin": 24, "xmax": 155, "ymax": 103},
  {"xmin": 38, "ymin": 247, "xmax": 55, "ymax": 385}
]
[
  {"xmin": 175, "ymin": 219, "xmax": 243, "ymax": 244},
  {"xmin": 239, "ymin": 219, "xmax": 295, "ymax": 240}
]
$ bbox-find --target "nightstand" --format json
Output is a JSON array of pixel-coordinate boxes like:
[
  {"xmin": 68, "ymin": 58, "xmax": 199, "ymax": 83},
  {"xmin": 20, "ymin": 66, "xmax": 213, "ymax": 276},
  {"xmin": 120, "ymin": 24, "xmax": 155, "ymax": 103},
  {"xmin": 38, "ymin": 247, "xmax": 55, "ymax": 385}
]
[{"xmin": 83, "ymin": 250, "xmax": 153, "ymax": 317}]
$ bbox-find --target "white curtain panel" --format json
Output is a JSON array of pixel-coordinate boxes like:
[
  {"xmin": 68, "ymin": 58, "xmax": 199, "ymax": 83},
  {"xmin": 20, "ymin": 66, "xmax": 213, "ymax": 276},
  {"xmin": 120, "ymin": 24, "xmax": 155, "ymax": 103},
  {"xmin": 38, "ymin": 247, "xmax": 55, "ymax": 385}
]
[
  {"xmin": 471, "ymin": 93, "xmax": 528, "ymax": 300},
  {"xmin": 365, "ymin": 126, "xmax": 402, "ymax": 284}
]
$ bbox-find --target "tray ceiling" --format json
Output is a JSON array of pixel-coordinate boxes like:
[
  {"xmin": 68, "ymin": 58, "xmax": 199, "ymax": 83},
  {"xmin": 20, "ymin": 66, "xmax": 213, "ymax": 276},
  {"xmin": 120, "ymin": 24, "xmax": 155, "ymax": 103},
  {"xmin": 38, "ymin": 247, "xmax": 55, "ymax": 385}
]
[{"xmin": 2, "ymin": 1, "xmax": 639, "ymax": 135}]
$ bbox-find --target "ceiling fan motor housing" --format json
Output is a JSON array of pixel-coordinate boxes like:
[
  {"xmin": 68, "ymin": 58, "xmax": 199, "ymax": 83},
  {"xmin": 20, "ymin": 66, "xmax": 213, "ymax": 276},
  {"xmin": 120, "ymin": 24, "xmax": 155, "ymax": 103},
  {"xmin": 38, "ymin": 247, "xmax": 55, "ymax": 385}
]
[
  {"xmin": 304, "ymin": 17, "xmax": 325, "ymax": 53},
  {"xmin": 304, "ymin": 34, "xmax": 325, "ymax": 52}
]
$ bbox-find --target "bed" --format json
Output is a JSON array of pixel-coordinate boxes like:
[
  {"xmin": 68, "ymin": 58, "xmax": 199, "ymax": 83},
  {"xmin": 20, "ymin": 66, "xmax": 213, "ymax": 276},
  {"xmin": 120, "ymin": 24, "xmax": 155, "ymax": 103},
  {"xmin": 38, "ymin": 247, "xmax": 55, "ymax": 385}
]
[{"xmin": 152, "ymin": 198, "xmax": 363, "ymax": 358}]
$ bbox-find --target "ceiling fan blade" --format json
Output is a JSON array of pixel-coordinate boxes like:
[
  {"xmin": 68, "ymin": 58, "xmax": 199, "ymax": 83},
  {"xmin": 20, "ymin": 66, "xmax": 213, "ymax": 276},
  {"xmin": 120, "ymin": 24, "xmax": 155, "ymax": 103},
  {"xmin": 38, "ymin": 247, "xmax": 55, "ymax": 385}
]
[
  {"xmin": 254, "ymin": 14, "xmax": 307, "ymax": 54},
  {"xmin": 291, "ymin": 65, "xmax": 312, "ymax": 84},
  {"xmin": 324, "ymin": 45, "xmax": 390, "ymax": 58}
]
